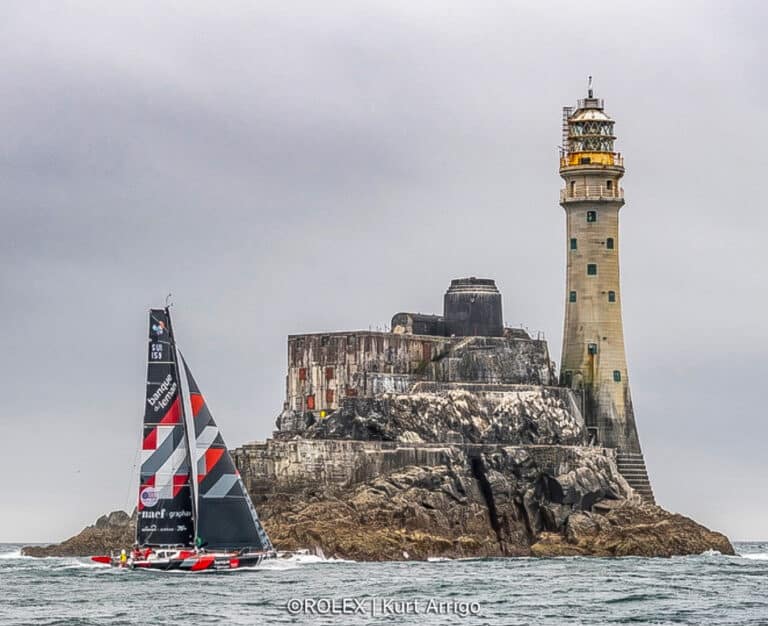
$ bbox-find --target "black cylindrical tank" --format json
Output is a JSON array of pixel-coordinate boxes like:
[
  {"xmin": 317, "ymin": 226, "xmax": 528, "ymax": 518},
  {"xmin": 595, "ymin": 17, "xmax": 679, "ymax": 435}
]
[{"xmin": 443, "ymin": 277, "xmax": 503, "ymax": 337}]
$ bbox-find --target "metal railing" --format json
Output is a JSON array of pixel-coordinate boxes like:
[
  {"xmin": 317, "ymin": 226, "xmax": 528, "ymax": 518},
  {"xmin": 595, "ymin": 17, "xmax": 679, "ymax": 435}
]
[
  {"xmin": 559, "ymin": 153, "xmax": 624, "ymax": 168},
  {"xmin": 560, "ymin": 186, "xmax": 624, "ymax": 202}
]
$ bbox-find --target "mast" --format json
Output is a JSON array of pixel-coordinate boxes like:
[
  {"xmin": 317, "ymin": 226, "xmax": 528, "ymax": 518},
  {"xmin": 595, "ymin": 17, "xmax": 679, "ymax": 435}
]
[{"xmin": 163, "ymin": 306, "xmax": 199, "ymax": 544}]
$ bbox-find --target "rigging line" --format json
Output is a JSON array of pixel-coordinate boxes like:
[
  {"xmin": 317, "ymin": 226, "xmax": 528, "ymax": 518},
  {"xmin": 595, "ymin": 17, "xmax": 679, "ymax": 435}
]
[
  {"xmin": 123, "ymin": 340, "xmax": 149, "ymax": 517},
  {"xmin": 177, "ymin": 345, "xmax": 200, "ymax": 529},
  {"xmin": 123, "ymin": 419, "xmax": 142, "ymax": 517}
]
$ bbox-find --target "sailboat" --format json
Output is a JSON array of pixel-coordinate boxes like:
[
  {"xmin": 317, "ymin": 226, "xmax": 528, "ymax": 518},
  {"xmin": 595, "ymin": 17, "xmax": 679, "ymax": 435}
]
[{"xmin": 92, "ymin": 307, "xmax": 275, "ymax": 571}]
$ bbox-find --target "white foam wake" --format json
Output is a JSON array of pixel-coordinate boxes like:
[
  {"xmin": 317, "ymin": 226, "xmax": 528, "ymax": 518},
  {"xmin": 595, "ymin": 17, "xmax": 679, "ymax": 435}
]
[
  {"xmin": 246, "ymin": 552, "xmax": 355, "ymax": 570},
  {"xmin": 740, "ymin": 552, "xmax": 768, "ymax": 560},
  {"xmin": 0, "ymin": 549, "xmax": 24, "ymax": 560}
]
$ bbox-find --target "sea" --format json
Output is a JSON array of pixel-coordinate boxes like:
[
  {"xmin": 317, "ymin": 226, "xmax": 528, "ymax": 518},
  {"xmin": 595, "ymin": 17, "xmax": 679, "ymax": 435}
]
[{"xmin": 0, "ymin": 543, "xmax": 766, "ymax": 625}]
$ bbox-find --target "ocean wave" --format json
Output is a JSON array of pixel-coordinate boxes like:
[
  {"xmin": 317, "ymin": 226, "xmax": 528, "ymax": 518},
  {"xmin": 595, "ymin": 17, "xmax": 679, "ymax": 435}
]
[
  {"xmin": 285, "ymin": 551, "xmax": 355, "ymax": 564},
  {"xmin": 0, "ymin": 550, "xmax": 24, "ymax": 559},
  {"xmin": 60, "ymin": 560, "xmax": 107, "ymax": 570},
  {"xmin": 740, "ymin": 553, "xmax": 768, "ymax": 560}
]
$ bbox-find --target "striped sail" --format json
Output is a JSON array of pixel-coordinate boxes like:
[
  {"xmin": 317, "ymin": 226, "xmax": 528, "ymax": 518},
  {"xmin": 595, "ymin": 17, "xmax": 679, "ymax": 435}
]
[
  {"xmin": 136, "ymin": 309, "xmax": 195, "ymax": 547},
  {"xmin": 182, "ymin": 357, "xmax": 273, "ymax": 552}
]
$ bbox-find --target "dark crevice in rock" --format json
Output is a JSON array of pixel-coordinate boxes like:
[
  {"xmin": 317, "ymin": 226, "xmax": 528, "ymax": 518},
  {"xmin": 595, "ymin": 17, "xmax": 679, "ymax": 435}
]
[
  {"xmin": 517, "ymin": 498, "xmax": 535, "ymax": 542},
  {"xmin": 469, "ymin": 455, "xmax": 504, "ymax": 553}
]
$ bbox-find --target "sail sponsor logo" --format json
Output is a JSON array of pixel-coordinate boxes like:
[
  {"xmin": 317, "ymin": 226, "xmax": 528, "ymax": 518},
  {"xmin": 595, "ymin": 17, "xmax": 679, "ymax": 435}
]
[
  {"xmin": 151, "ymin": 321, "xmax": 166, "ymax": 337},
  {"xmin": 140, "ymin": 508, "xmax": 192, "ymax": 520},
  {"xmin": 140, "ymin": 487, "xmax": 159, "ymax": 508},
  {"xmin": 140, "ymin": 524, "xmax": 190, "ymax": 533},
  {"xmin": 148, "ymin": 374, "xmax": 177, "ymax": 412}
]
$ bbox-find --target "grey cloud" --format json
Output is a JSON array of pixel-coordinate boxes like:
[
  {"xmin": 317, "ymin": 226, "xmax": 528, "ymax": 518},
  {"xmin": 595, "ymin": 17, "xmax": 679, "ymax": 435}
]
[{"xmin": 1, "ymin": 0, "xmax": 765, "ymax": 541}]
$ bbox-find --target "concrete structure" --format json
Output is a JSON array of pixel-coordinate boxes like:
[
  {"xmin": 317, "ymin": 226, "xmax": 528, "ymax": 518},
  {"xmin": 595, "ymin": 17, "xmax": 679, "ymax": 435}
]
[
  {"xmin": 390, "ymin": 277, "xmax": 504, "ymax": 338},
  {"xmin": 558, "ymin": 85, "xmax": 654, "ymax": 502},
  {"xmin": 442, "ymin": 277, "xmax": 504, "ymax": 337},
  {"xmin": 280, "ymin": 278, "xmax": 545, "ymax": 421}
]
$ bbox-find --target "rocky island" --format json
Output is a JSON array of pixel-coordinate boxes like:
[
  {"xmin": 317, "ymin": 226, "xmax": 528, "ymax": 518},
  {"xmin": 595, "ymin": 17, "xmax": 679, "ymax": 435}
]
[{"xmin": 25, "ymin": 279, "xmax": 733, "ymax": 560}]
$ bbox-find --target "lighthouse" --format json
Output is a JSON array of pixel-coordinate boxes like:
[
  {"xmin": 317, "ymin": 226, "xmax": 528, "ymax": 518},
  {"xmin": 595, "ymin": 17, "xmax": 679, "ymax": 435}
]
[{"xmin": 558, "ymin": 82, "xmax": 654, "ymax": 502}]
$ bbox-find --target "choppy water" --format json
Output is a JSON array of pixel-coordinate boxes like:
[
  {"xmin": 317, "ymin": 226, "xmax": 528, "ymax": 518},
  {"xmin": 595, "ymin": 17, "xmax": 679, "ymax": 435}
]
[{"xmin": 0, "ymin": 543, "xmax": 766, "ymax": 625}]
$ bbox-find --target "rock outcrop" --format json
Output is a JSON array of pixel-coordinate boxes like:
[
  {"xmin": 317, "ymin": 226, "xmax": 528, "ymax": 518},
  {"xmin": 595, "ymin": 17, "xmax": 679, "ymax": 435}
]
[
  {"xmin": 255, "ymin": 445, "xmax": 734, "ymax": 560},
  {"xmin": 302, "ymin": 387, "xmax": 585, "ymax": 445},
  {"xmin": 531, "ymin": 503, "xmax": 734, "ymax": 557},
  {"xmin": 24, "ymin": 445, "xmax": 733, "ymax": 560},
  {"xmin": 22, "ymin": 353, "xmax": 733, "ymax": 560},
  {"xmin": 23, "ymin": 511, "xmax": 135, "ymax": 557}
]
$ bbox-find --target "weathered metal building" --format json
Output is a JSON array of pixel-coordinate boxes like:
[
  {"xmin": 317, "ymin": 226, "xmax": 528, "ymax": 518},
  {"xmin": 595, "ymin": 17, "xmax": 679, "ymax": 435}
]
[{"xmin": 280, "ymin": 278, "xmax": 553, "ymax": 427}]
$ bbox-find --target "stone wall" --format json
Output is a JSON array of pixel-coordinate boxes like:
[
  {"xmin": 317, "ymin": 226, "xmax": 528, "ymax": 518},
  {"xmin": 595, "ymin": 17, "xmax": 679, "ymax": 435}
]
[{"xmin": 232, "ymin": 439, "xmax": 625, "ymax": 502}]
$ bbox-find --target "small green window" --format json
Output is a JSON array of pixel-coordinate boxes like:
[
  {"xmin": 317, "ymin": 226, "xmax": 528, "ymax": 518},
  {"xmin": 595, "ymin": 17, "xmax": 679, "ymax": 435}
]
[
  {"xmin": 570, "ymin": 238, "xmax": 577, "ymax": 250},
  {"xmin": 606, "ymin": 237, "xmax": 614, "ymax": 249},
  {"xmin": 587, "ymin": 264, "xmax": 597, "ymax": 275},
  {"xmin": 608, "ymin": 291, "xmax": 616, "ymax": 302},
  {"xmin": 569, "ymin": 291, "xmax": 577, "ymax": 302},
  {"xmin": 587, "ymin": 210, "xmax": 597, "ymax": 223},
  {"xmin": 613, "ymin": 370, "xmax": 622, "ymax": 382}
]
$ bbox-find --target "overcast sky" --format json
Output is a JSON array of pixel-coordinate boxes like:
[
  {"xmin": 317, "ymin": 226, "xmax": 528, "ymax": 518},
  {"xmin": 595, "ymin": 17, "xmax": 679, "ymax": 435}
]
[{"xmin": 2, "ymin": 0, "xmax": 766, "ymax": 543}]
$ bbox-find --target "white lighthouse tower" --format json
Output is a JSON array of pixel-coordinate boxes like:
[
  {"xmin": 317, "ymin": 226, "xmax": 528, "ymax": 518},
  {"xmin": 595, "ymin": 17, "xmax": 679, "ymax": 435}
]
[{"xmin": 559, "ymin": 81, "xmax": 654, "ymax": 502}]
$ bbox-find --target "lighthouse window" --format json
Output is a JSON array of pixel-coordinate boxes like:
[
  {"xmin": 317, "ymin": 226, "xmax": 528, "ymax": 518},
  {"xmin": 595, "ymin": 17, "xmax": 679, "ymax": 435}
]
[
  {"xmin": 613, "ymin": 370, "xmax": 622, "ymax": 382},
  {"xmin": 587, "ymin": 264, "xmax": 597, "ymax": 275},
  {"xmin": 587, "ymin": 210, "xmax": 597, "ymax": 222},
  {"xmin": 569, "ymin": 291, "xmax": 577, "ymax": 302},
  {"xmin": 606, "ymin": 180, "xmax": 613, "ymax": 190},
  {"xmin": 606, "ymin": 237, "xmax": 614, "ymax": 249},
  {"xmin": 570, "ymin": 238, "xmax": 577, "ymax": 250},
  {"xmin": 608, "ymin": 291, "xmax": 616, "ymax": 302},
  {"xmin": 588, "ymin": 343, "xmax": 598, "ymax": 355}
]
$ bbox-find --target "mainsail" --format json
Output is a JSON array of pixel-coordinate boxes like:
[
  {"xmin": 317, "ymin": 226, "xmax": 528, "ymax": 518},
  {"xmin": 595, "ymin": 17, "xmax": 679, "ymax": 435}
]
[
  {"xmin": 182, "ymin": 357, "xmax": 273, "ymax": 552},
  {"xmin": 137, "ymin": 309, "xmax": 195, "ymax": 547}
]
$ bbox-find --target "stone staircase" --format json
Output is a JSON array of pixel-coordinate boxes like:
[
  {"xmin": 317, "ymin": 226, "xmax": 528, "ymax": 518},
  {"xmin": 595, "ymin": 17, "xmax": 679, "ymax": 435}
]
[{"xmin": 616, "ymin": 451, "xmax": 655, "ymax": 504}]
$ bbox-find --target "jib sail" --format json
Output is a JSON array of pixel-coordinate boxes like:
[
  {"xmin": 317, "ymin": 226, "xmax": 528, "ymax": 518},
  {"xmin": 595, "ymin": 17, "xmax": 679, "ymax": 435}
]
[
  {"xmin": 182, "ymin": 357, "xmax": 273, "ymax": 552},
  {"xmin": 137, "ymin": 309, "xmax": 195, "ymax": 547}
]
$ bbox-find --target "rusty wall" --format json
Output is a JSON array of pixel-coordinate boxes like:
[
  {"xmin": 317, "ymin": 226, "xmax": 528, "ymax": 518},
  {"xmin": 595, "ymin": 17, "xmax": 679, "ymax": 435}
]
[{"xmin": 286, "ymin": 332, "xmax": 451, "ymax": 413}]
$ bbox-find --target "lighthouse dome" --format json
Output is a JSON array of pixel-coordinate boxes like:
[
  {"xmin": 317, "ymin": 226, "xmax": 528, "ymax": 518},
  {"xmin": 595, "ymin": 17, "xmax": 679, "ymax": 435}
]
[{"xmin": 570, "ymin": 108, "xmax": 612, "ymax": 122}]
